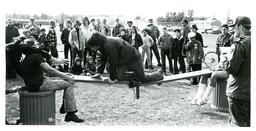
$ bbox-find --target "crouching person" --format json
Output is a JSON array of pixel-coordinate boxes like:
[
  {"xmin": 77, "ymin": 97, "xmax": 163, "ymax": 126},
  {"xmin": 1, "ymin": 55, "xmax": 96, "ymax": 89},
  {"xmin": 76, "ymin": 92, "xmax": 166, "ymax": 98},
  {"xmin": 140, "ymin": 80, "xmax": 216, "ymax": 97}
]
[
  {"xmin": 20, "ymin": 39, "xmax": 84, "ymax": 123},
  {"xmin": 86, "ymin": 32, "xmax": 163, "ymax": 83}
]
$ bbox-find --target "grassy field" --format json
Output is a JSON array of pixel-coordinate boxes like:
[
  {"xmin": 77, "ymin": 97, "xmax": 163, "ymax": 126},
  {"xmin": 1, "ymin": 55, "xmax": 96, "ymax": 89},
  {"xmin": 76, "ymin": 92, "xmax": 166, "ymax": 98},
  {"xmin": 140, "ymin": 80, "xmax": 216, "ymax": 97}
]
[{"xmin": 6, "ymin": 28, "xmax": 233, "ymax": 126}]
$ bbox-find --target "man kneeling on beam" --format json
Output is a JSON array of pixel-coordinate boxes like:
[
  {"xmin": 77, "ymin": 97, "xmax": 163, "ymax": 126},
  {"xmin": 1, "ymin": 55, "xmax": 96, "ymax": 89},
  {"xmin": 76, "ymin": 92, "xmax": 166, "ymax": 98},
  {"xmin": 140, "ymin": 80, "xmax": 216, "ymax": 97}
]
[
  {"xmin": 20, "ymin": 39, "xmax": 84, "ymax": 123},
  {"xmin": 86, "ymin": 31, "xmax": 164, "ymax": 83}
]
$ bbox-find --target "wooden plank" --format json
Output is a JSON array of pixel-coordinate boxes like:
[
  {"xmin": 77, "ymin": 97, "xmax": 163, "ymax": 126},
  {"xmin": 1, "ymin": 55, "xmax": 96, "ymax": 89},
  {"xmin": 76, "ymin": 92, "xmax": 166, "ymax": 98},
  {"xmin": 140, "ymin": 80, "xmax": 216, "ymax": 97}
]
[
  {"xmin": 141, "ymin": 69, "xmax": 213, "ymax": 86},
  {"xmin": 74, "ymin": 75, "xmax": 129, "ymax": 84},
  {"xmin": 74, "ymin": 69, "xmax": 213, "ymax": 86}
]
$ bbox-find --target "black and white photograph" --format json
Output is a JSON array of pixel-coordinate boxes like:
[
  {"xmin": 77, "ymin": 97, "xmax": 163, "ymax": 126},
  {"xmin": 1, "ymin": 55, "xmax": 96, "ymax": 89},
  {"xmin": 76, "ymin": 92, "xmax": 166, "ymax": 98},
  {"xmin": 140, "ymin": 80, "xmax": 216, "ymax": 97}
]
[{"xmin": 1, "ymin": 0, "xmax": 255, "ymax": 128}]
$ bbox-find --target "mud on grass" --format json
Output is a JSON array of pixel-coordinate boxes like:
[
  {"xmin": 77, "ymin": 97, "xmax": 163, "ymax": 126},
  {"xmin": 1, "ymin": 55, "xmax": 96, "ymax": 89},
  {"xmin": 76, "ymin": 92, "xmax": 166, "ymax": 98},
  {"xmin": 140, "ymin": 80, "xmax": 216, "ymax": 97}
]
[{"xmin": 6, "ymin": 76, "xmax": 231, "ymax": 126}]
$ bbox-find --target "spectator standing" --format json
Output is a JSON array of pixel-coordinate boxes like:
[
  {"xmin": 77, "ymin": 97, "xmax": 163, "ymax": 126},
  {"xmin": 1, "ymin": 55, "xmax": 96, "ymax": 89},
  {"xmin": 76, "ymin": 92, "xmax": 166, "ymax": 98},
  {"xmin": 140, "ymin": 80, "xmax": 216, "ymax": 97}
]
[
  {"xmin": 216, "ymin": 24, "xmax": 231, "ymax": 61},
  {"xmin": 69, "ymin": 19, "xmax": 86, "ymax": 65},
  {"xmin": 226, "ymin": 16, "xmax": 251, "ymax": 127},
  {"xmin": 112, "ymin": 18, "xmax": 124, "ymax": 37},
  {"xmin": 172, "ymin": 29, "xmax": 186, "ymax": 74},
  {"xmin": 6, "ymin": 18, "xmax": 20, "ymax": 44},
  {"xmin": 141, "ymin": 29, "xmax": 154, "ymax": 69},
  {"xmin": 190, "ymin": 24, "xmax": 204, "ymax": 47},
  {"xmin": 61, "ymin": 19, "xmax": 73, "ymax": 71},
  {"xmin": 101, "ymin": 19, "xmax": 111, "ymax": 36},
  {"xmin": 129, "ymin": 26, "xmax": 143, "ymax": 50},
  {"xmin": 157, "ymin": 27, "xmax": 173, "ymax": 75},
  {"xmin": 126, "ymin": 21, "xmax": 133, "ymax": 35},
  {"xmin": 6, "ymin": 18, "xmax": 20, "ymax": 79},
  {"xmin": 184, "ymin": 32, "xmax": 204, "ymax": 85},
  {"xmin": 25, "ymin": 17, "xmax": 40, "ymax": 39},
  {"xmin": 146, "ymin": 19, "xmax": 162, "ymax": 68},
  {"xmin": 46, "ymin": 19, "xmax": 58, "ymax": 58},
  {"xmin": 89, "ymin": 18, "xmax": 97, "ymax": 32}
]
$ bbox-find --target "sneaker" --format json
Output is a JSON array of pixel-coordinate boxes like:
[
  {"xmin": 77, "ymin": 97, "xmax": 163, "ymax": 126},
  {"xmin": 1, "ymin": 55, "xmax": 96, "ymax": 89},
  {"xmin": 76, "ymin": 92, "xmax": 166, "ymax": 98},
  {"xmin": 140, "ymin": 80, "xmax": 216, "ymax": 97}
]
[
  {"xmin": 190, "ymin": 98, "xmax": 198, "ymax": 105},
  {"xmin": 65, "ymin": 113, "xmax": 84, "ymax": 123},
  {"xmin": 196, "ymin": 98, "xmax": 207, "ymax": 106},
  {"xmin": 157, "ymin": 63, "xmax": 162, "ymax": 67}
]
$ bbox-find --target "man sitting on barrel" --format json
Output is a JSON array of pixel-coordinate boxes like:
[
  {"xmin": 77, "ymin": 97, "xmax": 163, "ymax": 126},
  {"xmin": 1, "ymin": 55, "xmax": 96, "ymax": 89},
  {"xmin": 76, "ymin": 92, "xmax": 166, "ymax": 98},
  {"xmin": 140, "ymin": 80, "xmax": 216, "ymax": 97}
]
[{"xmin": 19, "ymin": 39, "xmax": 84, "ymax": 123}]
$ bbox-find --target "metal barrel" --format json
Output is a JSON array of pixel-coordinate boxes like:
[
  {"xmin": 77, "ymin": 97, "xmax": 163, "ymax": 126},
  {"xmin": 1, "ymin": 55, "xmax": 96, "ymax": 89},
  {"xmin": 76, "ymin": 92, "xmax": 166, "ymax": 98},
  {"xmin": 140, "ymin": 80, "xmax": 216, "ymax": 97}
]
[
  {"xmin": 19, "ymin": 91, "xmax": 56, "ymax": 125},
  {"xmin": 210, "ymin": 79, "xmax": 229, "ymax": 112}
]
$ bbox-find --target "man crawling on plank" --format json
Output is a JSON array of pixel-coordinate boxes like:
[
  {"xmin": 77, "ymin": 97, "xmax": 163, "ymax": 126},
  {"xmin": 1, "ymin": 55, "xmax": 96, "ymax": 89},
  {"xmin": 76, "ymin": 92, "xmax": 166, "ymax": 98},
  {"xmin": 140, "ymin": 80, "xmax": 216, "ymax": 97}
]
[{"xmin": 86, "ymin": 31, "xmax": 164, "ymax": 83}]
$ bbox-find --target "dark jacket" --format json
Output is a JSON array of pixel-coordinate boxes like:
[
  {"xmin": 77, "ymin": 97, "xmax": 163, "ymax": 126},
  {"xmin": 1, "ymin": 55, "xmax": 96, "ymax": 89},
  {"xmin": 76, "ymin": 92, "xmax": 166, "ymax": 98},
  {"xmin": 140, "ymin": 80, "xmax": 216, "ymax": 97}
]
[
  {"xmin": 216, "ymin": 33, "xmax": 231, "ymax": 55},
  {"xmin": 172, "ymin": 37, "xmax": 184, "ymax": 58},
  {"xmin": 6, "ymin": 25, "xmax": 20, "ymax": 44},
  {"xmin": 148, "ymin": 25, "xmax": 160, "ymax": 40},
  {"xmin": 112, "ymin": 23, "xmax": 124, "ymax": 36},
  {"xmin": 70, "ymin": 57, "xmax": 83, "ymax": 75},
  {"xmin": 61, "ymin": 28, "xmax": 72, "ymax": 45},
  {"xmin": 96, "ymin": 37, "xmax": 140, "ymax": 80},
  {"xmin": 118, "ymin": 34, "xmax": 130, "ymax": 43},
  {"xmin": 226, "ymin": 32, "xmax": 250, "ymax": 100},
  {"xmin": 84, "ymin": 63, "xmax": 96, "ymax": 75},
  {"xmin": 195, "ymin": 32, "xmax": 204, "ymax": 47},
  {"xmin": 129, "ymin": 33, "xmax": 143, "ymax": 50},
  {"xmin": 38, "ymin": 33, "xmax": 49, "ymax": 52}
]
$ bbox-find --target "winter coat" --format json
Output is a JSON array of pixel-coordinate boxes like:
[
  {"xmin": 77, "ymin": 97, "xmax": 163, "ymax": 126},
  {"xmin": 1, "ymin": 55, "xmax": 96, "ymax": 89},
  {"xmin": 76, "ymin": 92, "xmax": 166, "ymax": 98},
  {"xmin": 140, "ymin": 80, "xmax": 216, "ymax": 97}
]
[{"xmin": 184, "ymin": 40, "xmax": 204, "ymax": 65}]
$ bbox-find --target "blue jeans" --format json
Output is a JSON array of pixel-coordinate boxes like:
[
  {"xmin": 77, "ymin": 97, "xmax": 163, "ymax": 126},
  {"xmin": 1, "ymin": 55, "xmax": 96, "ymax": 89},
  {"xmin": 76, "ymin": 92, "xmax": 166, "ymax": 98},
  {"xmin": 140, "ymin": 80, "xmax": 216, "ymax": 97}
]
[{"xmin": 40, "ymin": 77, "xmax": 77, "ymax": 112}]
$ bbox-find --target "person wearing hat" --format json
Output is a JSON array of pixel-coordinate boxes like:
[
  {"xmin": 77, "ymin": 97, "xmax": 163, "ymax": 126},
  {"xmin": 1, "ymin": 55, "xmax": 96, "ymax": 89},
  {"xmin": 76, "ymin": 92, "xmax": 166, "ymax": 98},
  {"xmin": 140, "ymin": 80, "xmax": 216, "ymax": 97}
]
[
  {"xmin": 225, "ymin": 16, "xmax": 251, "ymax": 127},
  {"xmin": 146, "ymin": 19, "xmax": 162, "ymax": 68},
  {"xmin": 112, "ymin": 18, "xmax": 124, "ymax": 37},
  {"xmin": 126, "ymin": 21, "xmax": 133, "ymax": 35},
  {"xmin": 216, "ymin": 24, "xmax": 231, "ymax": 62},
  {"xmin": 190, "ymin": 24, "xmax": 204, "ymax": 47},
  {"xmin": 172, "ymin": 29, "xmax": 186, "ymax": 74},
  {"xmin": 69, "ymin": 19, "xmax": 86, "ymax": 65},
  {"xmin": 184, "ymin": 32, "xmax": 204, "ymax": 85}
]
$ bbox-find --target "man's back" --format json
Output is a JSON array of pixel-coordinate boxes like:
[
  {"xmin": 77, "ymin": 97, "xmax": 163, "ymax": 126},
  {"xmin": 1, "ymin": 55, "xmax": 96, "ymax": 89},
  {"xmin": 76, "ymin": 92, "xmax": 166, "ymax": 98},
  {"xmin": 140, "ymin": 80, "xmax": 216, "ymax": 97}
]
[{"xmin": 20, "ymin": 53, "xmax": 46, "ymax": 91}]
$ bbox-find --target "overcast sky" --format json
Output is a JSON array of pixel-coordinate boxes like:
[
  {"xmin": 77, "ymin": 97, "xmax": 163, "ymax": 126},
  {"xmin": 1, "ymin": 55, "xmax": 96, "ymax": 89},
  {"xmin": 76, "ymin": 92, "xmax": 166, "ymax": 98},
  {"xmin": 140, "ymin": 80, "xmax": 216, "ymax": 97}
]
[{"xmin": 2, "ymin": 0, "xmax": 254, "ymax": 23}]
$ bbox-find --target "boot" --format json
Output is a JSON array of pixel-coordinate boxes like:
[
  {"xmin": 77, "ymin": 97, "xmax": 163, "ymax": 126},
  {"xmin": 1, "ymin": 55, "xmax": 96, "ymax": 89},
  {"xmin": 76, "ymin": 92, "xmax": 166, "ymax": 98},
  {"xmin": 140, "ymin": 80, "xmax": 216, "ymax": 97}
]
[{"xmin": 65, "ymin": 111, "xmax": 84, "ymax": 123}]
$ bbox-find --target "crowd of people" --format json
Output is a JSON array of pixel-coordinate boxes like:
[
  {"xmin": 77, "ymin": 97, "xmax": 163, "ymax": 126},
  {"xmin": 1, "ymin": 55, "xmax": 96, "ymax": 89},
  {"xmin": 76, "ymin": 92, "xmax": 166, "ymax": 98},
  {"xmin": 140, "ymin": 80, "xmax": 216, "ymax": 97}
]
[{"xmin": 5, "ymin": 15, "xmax": 251, "ymax": 126}]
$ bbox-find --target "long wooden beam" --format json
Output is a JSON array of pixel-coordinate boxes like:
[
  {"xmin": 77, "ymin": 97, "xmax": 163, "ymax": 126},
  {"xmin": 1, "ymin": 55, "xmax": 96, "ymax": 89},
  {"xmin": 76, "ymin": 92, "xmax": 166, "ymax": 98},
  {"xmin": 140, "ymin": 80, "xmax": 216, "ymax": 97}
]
[{"xmin": 74, "ymin": 69, "xmax": 213, "ymax": 86}]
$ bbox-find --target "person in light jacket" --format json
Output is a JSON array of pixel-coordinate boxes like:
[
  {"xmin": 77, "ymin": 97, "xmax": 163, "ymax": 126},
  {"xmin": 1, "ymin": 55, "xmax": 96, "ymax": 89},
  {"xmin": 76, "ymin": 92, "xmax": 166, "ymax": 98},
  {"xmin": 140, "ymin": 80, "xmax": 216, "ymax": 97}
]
[{"xmin": 69, "ymin": 19, "xmax": 86, "ymax": 65}]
